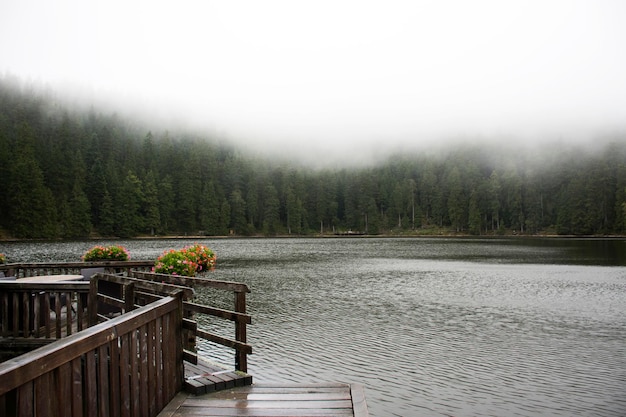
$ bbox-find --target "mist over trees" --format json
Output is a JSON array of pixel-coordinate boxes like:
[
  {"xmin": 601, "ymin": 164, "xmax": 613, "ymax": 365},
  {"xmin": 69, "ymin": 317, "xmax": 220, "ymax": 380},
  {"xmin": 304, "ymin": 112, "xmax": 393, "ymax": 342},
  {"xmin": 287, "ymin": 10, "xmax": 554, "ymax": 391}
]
[{"xmin": 1, "ymin": 78, "xmax": 625, "ymax": 239}]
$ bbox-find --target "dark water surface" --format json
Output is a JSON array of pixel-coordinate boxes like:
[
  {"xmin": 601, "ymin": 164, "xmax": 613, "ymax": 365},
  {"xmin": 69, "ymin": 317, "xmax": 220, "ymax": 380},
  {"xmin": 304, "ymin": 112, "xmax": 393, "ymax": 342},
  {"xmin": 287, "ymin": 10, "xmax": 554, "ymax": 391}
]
[{"xmin": 2, "ymin": 237, "xmax": 625, "ymax": 416}]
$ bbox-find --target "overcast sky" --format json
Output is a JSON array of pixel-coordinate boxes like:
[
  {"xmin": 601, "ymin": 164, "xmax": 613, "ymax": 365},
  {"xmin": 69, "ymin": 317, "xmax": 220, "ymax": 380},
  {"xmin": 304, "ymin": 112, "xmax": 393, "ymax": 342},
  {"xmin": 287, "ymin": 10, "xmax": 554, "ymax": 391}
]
[{"xmin": 2, "ymin": 0, "xmax": 626, "ymax": 163}]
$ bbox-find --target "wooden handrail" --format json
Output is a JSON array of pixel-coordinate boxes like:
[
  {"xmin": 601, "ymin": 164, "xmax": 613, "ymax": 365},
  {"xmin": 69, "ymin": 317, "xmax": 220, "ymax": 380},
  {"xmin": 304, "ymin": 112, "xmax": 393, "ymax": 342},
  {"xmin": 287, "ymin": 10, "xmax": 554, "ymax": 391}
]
[
  {"xmin": 184, "ymin": 302, "xmax": 251, "ymax": 324},
  {"xmin": 0, "ymin": 261, "xmax": 155, "ymax": 278},
  {"xmin": 0, "ymin": 282, "xmax": 90, "ymax": 291},
  {"xmin": 96, "ymin": 273, "xmax": 195, "ymax": 301},
  {"xmin": 130, "ymin": 270, "xmax": 250, "ymax": 293},
  {"xmin": 127, "ymin": 270, "xmax": 252, "ymax": 372}
]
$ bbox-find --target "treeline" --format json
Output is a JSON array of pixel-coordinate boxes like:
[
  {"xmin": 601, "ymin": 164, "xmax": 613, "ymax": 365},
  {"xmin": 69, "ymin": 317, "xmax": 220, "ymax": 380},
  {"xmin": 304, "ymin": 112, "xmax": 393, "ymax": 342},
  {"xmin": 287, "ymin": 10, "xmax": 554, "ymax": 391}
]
[{"xmin": 1, "ymin": 78, "xmax": 626, "ymax": 238}]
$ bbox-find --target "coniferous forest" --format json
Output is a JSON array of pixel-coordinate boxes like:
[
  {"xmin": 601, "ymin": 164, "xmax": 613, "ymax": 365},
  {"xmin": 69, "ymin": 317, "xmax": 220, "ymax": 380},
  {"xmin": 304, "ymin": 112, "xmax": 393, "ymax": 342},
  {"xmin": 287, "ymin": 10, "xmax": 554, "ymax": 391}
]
[{"xmin": 1, "ymin": 78, "xmax": 626, "ymax": 239}]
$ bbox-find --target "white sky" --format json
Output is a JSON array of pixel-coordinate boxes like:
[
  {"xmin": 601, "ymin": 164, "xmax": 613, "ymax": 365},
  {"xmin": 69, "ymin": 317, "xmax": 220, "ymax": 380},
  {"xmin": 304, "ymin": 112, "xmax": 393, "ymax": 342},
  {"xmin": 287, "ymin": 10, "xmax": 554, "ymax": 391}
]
[{"xmin": 1, "ymin": 0, "xmax": 626, "ymax": 163}]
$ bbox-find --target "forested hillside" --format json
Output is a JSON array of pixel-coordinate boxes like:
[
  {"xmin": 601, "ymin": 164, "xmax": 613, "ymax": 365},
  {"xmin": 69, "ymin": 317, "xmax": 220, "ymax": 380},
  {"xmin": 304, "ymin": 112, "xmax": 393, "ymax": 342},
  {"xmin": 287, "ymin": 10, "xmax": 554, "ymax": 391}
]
[{"xmin": 1, "ymin": 78, "xmax": 625, "ymax": 238}]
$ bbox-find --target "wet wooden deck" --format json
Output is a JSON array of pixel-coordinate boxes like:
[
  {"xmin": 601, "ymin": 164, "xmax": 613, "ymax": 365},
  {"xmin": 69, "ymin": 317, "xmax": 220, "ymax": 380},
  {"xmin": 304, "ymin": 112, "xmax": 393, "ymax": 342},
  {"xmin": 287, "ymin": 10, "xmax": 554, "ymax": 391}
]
[
  {"xmin": 159, "ymin": 383, "xmax": 369, "ymax": 417},
  {"xmin": 184, "ymin": 358, "xmax": 253, "ymax": 394}
]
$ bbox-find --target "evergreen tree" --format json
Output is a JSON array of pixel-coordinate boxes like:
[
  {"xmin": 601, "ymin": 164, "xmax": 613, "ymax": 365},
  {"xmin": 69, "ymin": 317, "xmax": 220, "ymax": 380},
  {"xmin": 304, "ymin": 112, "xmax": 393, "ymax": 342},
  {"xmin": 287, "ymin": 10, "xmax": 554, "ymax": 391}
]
[
  {"xmin": 229, "ymin": 189, "xmax": 247, "ymax": 235},
  {"xmin": 262, "ymin": 184, "xmax": 280, "ymax": 235},
  {"xmin": 391, "ymin": 183, "xmax": 407, "ymax": 229},
  {"xmin": 285, "ymin": 188, "xmax": 303, "ymax": 234},
  {"xmin": 142, "ymin": 170, "xmax": 161, "ymax": 235},
  {"xmin": 199, "ymin": 181, "xmax": 221, "ymax": 235},
  {"xmin": 468, "ymin": 190, "xmax": 482, "ymax": 235},
  {"xmin": 115, "ymin": 171, "xmax": 143, "ymax": 237},
  {"xmin": 158, "ymin": 175, "xmax": 175, "ymax": 233},
  {"xmin": 488, "ymin": 171, "xmax": 501, "ymax": 231},
  {"xmin": 86, "ymin": 153, "xmax": 108, "ymax": 227},
  {"xmin": 502, "ymin": 169, "xmax": 523, "ymax": 233},
  {"xmin": 446, "ymin": 167, "xmax": 464, "ymax": 232},
  {"xmin": 99, "ymin": 190, "xmax": 115, "ymax": 236},
  {"xmin": 7, "ymin": 123, "xmax": 58, "ymax": 238},
  {"xmin": 219, "ymin": 199, "xmax": 231, "ymax": 235},
  {"xmin": 67, "ymin": 180, "xmax": 92, "ymax": 237},
  {"xmin": 365, "ymin": 197, "xmax": 380, "ymax": 234},
  {"xmin": 175, "ymin": 171, "xmax": 197, "ymax": 233},
  {"xmin": 245, "ymin": 178, "xmax": 259, "ymax": 230}
]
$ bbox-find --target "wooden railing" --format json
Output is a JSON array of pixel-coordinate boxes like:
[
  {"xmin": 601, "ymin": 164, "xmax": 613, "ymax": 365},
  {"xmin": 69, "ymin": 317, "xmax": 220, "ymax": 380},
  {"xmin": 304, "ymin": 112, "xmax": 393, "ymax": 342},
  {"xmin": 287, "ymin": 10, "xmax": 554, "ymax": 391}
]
[
  {"xmin": 0, "ymin": 265, "xmax": 253, "ymax": 373},
  {"xmin": 0, "ymin": 281, "xmax": 96, "ymax": 360},
  {"xmin": 127, "ymin": 270, "xmax": 252, "ymax": 373},
  {"xmin": 0, "ymin": 261, "xmax": 154, "ymax": 278},
  {"xmin": 0, "ymin": 294, "xmax": 184, "ymax": 417}
]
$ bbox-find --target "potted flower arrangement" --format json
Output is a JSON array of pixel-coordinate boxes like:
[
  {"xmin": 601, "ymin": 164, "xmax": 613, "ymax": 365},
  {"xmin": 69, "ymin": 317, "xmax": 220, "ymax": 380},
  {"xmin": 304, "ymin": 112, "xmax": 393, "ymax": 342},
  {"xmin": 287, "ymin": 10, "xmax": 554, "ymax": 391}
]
[
  {"xmin": 182, "ymin": 244, "xmax": 216, "ymax": 272},
  {"xmin": 82, "ymin": 245, "xmax": 130, "ymax": 262},
  {"xmin": 0, "ymin": 253, "xmax": 6, "ymax": 264},
  {"xmin": 154, "ymin": 244, "xmax": 216, "ymax": 277}
]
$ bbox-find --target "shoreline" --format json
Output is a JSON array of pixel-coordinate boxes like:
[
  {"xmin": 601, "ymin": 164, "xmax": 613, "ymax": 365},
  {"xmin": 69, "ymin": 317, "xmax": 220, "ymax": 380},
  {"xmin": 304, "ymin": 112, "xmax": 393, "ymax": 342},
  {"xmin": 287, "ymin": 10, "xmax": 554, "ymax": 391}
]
[{"xmin": 1, "ymin": 233, "xmax": 625, "ymax": 242}]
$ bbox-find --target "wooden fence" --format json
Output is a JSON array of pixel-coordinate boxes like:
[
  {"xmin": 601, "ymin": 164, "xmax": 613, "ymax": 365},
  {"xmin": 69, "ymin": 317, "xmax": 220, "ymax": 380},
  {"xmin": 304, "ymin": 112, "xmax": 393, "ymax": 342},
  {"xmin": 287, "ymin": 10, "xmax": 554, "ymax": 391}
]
[{"xmin": 0, "ymin": 294, "xmax": 183, "ymax": 417}]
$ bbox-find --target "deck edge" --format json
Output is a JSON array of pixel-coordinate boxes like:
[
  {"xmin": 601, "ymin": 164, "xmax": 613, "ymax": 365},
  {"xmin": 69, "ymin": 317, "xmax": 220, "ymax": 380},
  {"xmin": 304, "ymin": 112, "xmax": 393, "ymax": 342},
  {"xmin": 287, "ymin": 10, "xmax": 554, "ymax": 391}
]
[{"xmin": 351, "ymin": 383, "xmax": 370, "ymax": 417}]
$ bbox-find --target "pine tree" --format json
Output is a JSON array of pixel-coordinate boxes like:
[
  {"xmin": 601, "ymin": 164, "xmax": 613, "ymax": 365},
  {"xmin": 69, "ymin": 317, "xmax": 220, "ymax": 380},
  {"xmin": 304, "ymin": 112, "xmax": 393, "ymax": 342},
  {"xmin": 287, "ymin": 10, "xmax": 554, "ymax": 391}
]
[
  {"xmin": 142, "ymin": 170, "xmax": 161, "ymax": 235},
  {"xmin": 262, "ymin": 184, "xmax": 280, "ymax": 235},
  {"xmin": 158, "ymin": 175, "xmax": 175, "ymax": 233},
  {"xmin": 199, "ymin": 181, "xmax": 221, "ymax": 235},
  {"xmin": 230, "ymin": 189, "xmax": 247, "ymax": 235},
  {"xmin": 115, "ymin": 171, "xmax": 143, "ymax": 237},
  {"xmin": 67, "ymin": 180, "xmax": 92, "ymax": 237},
  {"xmin": 7, "ymin": 122, "xmax": 58, "ymax": 238},
  {"xmin": 446, "ymin": 167, "xmax": 464, "ymax": 232}
]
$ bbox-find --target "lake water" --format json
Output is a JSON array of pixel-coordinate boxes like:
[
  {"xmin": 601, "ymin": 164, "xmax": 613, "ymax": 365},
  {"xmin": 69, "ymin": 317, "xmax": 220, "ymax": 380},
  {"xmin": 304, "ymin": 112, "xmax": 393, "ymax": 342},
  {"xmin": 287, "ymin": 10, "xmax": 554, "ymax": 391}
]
[{"xmin": 2, "ymin": 237, "xmax": 626, "ymax": 416}]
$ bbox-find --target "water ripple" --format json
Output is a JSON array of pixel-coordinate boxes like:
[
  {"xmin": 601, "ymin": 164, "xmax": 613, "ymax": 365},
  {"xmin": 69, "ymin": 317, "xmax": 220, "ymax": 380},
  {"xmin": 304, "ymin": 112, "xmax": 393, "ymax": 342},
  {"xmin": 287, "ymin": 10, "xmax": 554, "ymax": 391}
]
[{"xmin": 238, "ymin": 254, "xmax": 626, "ymax": 417}]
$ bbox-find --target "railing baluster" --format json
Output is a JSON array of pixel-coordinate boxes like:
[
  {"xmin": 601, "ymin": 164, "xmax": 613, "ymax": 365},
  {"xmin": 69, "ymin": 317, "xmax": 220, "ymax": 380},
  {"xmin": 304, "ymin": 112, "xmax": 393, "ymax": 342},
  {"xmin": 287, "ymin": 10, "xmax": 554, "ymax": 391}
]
[
  {"xmin": 43, "ymin": 293, "xmax": 51, "ymax": 339},
  {"xmin": 12, "ymin": 293, "xmax": 19, "ymax": 337},
  {"xmin": 55, "ymin": 291, "xmax": 62, "ymax": 339},
  {"xmin": 22, "ymin": 292, "xmax": 30, "ymax": 337},
  {"xmin": 66, "ymin": 290, "xmax": 72, "ymax": 336},
  {"xmin": 34, "ymin": 293, "xmax": 41, "ymax": 338}
]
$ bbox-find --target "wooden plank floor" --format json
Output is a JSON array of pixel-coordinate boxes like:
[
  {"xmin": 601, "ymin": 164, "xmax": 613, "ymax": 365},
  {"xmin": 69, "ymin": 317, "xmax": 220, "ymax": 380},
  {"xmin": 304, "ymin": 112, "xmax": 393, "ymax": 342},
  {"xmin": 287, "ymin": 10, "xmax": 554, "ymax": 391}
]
[
  {"xmin": 184, "ymin": 359, "xmax": 253, "ymax": 394},
  {"xmin": 159, "ymin": 383, "xmax": 369, "ymax": 417}
]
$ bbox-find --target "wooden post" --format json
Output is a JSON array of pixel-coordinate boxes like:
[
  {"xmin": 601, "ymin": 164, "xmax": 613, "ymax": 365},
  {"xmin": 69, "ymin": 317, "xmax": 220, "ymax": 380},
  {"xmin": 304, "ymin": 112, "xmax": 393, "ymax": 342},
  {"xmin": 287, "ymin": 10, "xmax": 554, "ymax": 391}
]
[
  {"xmin": 173, "ymin": 290, "xmax": 185, "ymax": 394},
  {"xmin": 124, "ymin": 282, "xmax": 135, "ymax": 313},
  {"xmin": 234, "ymin": 291, "xmax": 247, "ymax": 373},
  {"xmin": 88, "ymin": 276, "xmax": 99, "ymax": 326}
]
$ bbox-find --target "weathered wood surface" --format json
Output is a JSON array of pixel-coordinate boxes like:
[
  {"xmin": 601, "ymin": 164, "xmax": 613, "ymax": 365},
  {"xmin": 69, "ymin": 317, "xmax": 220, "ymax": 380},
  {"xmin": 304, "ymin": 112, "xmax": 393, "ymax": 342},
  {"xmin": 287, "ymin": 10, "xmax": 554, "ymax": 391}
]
[
  {"xmin": 0, "ymin": 260, "xmax": 154, "ymax": 278},
  {"xmin": 12, "ymin": 274, "xmax": 84, "ymax": 283},
  {"xmin": 128, "ymin": 270, "xmax": 252, "ymax": 373},
  {"xmin": 0, "ymin": 294, "xmax": 184, "ymax": 417},
  {"xmin": 2, "ymin": 269, "xmax": 252, "ymax": 374},
  {"xmin": 157, "ymin": 383, "xmax": 369, "ymax": 417},
  {"xmin": 0, "ymin": 282, "xmax": 92, "ymax": 340},
  {"xmin": 184, "ymin": 359, "xmax": 252, "ymax": 395}
]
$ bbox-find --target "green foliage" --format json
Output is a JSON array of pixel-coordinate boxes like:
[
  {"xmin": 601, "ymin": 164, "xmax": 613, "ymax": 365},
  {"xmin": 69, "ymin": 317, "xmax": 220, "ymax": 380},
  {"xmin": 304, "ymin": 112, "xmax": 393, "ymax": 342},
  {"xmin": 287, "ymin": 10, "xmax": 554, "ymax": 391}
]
[
  {"xmin": 153, "ymin": 244, "xmax": 216, "ymax": 276},
  {"xmin": 115, "ymin": 171, "xmax": 144, "ymax": 237},
  {"xmin": 0, "ymin": 253, "xmax": 6, "ymax": 264},
  {"xmin": 82, "ymin": 245, "xmax": 130, "ymax": 261},
  {"xmin": 2, "ymin": 77, "xmax": 626, "ymax": 238},
  {"xmin": 153, "ymin": 249, "xmax": 197, "ymax": 276}
]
